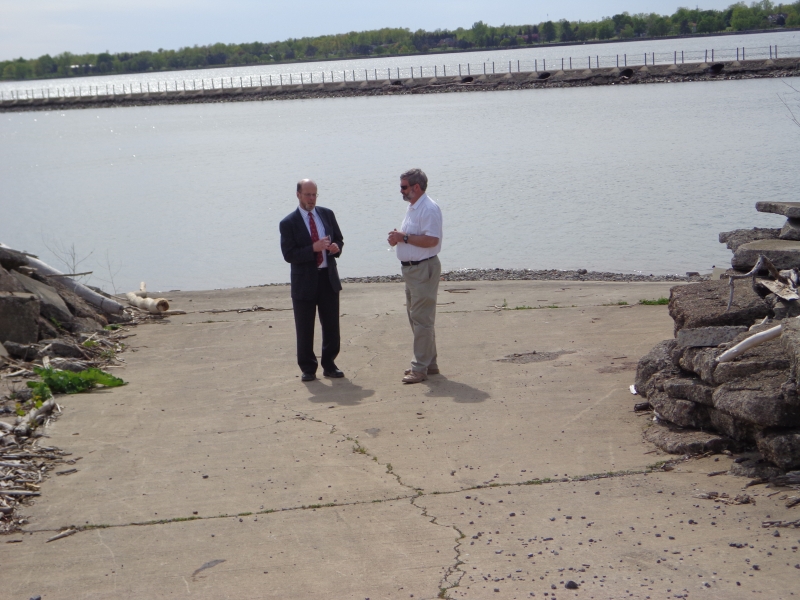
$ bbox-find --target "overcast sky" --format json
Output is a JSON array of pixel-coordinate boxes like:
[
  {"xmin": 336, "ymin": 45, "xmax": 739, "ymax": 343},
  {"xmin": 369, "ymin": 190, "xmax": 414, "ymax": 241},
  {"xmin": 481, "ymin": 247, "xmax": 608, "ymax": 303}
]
[{"xmin": 1, "ymin": 1, "xmax": 741, "ymax": 61}]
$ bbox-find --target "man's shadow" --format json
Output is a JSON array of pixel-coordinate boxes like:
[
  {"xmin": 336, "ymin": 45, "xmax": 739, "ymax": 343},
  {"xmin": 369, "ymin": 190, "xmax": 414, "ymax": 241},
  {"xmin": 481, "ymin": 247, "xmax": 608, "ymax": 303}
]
[
  {"xmin": 421, "ymin": 375, "xmax": 489, "ymax": 403},
  {"xmin": 304, "ymin": 378, "xmax": 375, "ymax": 406}
]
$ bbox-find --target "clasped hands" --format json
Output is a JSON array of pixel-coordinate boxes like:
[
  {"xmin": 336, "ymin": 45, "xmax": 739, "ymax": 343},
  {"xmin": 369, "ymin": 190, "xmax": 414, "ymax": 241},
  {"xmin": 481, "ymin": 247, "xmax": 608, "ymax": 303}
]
[
  {"xmin": 312, "ymin": 236, "xmax": 339, "ymax": 254},
  {"xmin": 387, "ymin": 229, "xmax": 406, "ymax": 247}
]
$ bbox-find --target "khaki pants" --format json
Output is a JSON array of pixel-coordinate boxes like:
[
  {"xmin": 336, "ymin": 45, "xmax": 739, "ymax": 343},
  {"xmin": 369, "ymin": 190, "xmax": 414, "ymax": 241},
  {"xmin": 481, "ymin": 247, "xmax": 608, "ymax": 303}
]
[{"xmin": 402, "ymin": 256, "xmax": 440, "ymax": 373}]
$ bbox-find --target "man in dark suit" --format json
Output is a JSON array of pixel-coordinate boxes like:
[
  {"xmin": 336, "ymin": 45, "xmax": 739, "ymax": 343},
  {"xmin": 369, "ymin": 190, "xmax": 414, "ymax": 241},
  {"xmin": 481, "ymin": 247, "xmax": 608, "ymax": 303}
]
[{"xmin": 280, "ymin": 179, "xmax": 345, "ymax": 382}]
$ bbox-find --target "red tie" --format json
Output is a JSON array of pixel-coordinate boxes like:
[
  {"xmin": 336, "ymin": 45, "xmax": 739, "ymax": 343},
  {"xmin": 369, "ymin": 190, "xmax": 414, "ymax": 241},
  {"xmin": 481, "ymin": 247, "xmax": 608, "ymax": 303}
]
[{"xmin": 308, "ymin": 212, "xmax": 323, "ymax": 267}]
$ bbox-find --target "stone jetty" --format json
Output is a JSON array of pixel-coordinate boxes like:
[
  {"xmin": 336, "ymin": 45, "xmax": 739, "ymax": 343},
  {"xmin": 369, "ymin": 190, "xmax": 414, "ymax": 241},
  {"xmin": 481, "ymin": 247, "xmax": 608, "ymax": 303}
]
[
  {"xmin": 2, "ymin": 57, "xmax": 798, "ymax": 113},
  {"xmin": 636, "ymin": 201, "xmax": 800, "ymax": 474}
]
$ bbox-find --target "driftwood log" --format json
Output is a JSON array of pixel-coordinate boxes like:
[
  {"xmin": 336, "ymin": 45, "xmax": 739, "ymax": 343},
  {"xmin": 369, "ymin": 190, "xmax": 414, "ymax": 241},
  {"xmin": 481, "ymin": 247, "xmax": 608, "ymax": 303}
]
[
  {"xmin": 125, "ymin": 292, "xmax": 169, "ymax": 314},
  {"xmin": 13, "ymin": 399, "xmax": 57, "ymax": 436}
]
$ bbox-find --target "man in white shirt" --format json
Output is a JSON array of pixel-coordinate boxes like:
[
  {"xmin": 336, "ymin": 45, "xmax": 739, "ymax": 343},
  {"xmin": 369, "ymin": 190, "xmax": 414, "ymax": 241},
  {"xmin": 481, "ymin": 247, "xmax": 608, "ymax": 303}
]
[{"xmin": 387, "ymin": 168, "xmax": 443, "ymax": 384}]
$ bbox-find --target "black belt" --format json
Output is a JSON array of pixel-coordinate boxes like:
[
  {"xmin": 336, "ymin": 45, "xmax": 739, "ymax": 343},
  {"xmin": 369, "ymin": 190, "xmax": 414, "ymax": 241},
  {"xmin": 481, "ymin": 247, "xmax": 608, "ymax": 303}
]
[{"xmin": 401, "ymin": 255, "xmax": 436, "ymax": 267}]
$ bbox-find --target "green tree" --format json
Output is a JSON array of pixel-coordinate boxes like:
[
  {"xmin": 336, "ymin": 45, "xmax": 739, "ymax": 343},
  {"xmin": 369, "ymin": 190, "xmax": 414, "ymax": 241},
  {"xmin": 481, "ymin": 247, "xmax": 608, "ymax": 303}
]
[
  {"xmin": 559, "ymin": 20, "xmax": 574, "ymax": 41},
  {"xmin": 541, "ymin": 20, "xmax": 556, "ymax": 42}
]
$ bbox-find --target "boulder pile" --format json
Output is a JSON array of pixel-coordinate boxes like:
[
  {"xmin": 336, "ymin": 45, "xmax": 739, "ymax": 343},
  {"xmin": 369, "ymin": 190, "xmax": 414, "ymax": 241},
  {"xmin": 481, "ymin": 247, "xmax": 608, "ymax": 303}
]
[
  {"xmin": 0, "ymin": 245, "xmax": 130, "ymax": 368},
  {"xmin": 636, "ymin": 202, "xmax": 800, "ymax": 473}
]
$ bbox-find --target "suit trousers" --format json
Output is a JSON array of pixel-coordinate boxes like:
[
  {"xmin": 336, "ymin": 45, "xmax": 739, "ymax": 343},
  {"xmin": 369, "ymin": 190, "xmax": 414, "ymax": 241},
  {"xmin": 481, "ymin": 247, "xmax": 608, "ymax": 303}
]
[
  {"xmin": 402, "ymin": 255, "xmax": 440, "ymax": 373},
  {"xmin": 292, "ymin": 268, "xmax": 340, "ymax": 374}
]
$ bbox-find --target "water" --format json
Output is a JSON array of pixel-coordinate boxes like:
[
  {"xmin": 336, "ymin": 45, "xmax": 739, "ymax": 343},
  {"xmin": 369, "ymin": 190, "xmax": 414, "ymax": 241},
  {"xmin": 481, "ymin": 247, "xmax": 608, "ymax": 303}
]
[
  {"xmin": 1, "ymin": 75, "xmax": 799, "ymax": 293},
  {"xmin": 2, "ymin": 30, "xmax": 799, "ymax": 98}
]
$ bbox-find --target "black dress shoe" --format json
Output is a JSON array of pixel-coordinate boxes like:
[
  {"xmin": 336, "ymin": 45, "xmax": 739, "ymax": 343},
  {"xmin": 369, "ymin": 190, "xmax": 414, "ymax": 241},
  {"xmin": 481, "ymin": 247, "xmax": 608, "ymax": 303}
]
[
  {"xmin": 323, "ymin": 369, "xmax": 344, "ymax": 378},
  {"xmin": 301, "ymin": 372, "xmax": 316, "ymax": 382}
]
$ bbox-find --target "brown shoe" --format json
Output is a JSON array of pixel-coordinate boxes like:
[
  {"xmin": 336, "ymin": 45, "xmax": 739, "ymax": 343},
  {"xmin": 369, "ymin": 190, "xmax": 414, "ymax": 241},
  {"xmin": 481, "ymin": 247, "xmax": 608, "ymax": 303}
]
[
  {"xmin": 405, "ymin": 367, "xmax": 439, "ymax": 376},
  {"xmin": 402, "ymin": 370, "xmax": 427, "ymax": 384}
]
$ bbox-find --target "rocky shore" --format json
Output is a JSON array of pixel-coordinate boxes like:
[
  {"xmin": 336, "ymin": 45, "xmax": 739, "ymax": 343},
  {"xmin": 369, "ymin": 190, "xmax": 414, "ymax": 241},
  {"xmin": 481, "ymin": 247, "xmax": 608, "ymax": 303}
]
[
  {"xmin": 2, "ymin": 58, "xmax": 798, "ymax": 113},
  {"xmin": 341, "ymin": 268, "xmax": 705, "ymax": 284}
]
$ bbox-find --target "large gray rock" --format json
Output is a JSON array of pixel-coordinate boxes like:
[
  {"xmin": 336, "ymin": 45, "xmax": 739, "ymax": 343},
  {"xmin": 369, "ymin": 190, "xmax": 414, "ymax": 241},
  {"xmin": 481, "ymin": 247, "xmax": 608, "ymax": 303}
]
[
  {"xmin": 756, "ymin": 428, "xmax": 800, "ymax": 470},
  {"xmin": 38, "ymin": 338, "xmax": 84, "ymax": 359},
  {"xmin": 712, "ymin": 337, "xmax": 790, "ymax": 385},
  {"xmin": 712, "ymin": 370, "xmax": 800, "ymax": 428},
  {"xmin": 780, "ymin": 318, "xmax": 800, "ymax": 379},
  {"xmin": 719, "ymin": 227, "xmax": 781, "ymax": 252},
  {"xmin": 644, "ymin": 423, "xmax": 729, "ymax": 455},
  {"xmin": 663, "ymin": 377, "xmax": 715, "ymax": 406},
  {"xmin": 0, "ymin": 292, "xmax": 40, "ymax": 344},
  {"xmin": 634, "ymin": 339, "xmax": 678, "ymax": 397},
  {"xmin": 709, "ymin": 408, "xmax": 756, "ymax": 443},
  {"xmin": 668, "ymin": 280, "xmax": 770, "ymax": 334},
  {"xmin": 10, "ymin": 271, "xmax": 73, "ymax": 326},
  {"xmin": 0, "ymin": 266, "xmax": 25, "ymax": 293},
  {"xmin": 3, "ymin": 341, "xmax": 39, "ymax": 361},
  {"xmin": 0, "ymin": 247, "xmax": 29, "ymax": 271},
  {"xmin": 0, "ymin": 341, "xmax": 8, "ymax": 366},
  {"xmin": 678, "ymin": 347, "xmax": 722, "ymax": 385},
  {"xmin": 756, "ymin": 201, "xmax": 800, "ymax": 218},
  {"xmin": 650, "ymin": 390, "xmax": 712, "ymax": 429},
  {"xmin": 779, "ymin": 218, "xmax": 800, "ymax": 241},
  {"xmin": 46, "ymin": 277, "xmax": 108, "ymax": 325},
  {"xmin": 677, "ymin": 325, "xmax": 748, "ymax": 347},
  {"xmin": 732, "ymin": 239, "xmax": 800, "ymax": 271}
]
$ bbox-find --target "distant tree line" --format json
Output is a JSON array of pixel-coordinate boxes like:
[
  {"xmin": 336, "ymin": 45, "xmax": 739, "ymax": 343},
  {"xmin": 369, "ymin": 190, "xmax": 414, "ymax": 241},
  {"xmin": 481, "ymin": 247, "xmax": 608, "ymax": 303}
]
[{"xmin": 2, "ymin": 1, "xmax": 799, "ymax": 81}]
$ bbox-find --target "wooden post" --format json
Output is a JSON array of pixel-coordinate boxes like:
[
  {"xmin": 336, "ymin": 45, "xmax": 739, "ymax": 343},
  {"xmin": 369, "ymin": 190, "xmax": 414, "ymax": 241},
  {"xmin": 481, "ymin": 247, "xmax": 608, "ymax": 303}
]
[
  {"xmin": 280, "ymin": 74, "xmax": 283, "ymax": 85},
  {"xmin": 535, "ymin": 59, "xmax": 537, "ymax": 71},
  {"xmin": 705, "ymin": 49, "xmax": 707, "ymax": 62},
  {"xmin": 459, "ymin": 64, "xmax": 461, "ymax": 76},
  {"xmin": 596, "ymin": 55, "xmax": 599, "ymax": 68},
  {"xmin": 561, "ymin": 57, "xmax": 564, "ymax": 70},
  {"xmin": 711, "ymin": 49, "xmax": 714, "ymax": 61},
  {"xmin": 617, "ymin": 55, "xmax": 619, "ymax": 67},
  {"xmin": 492, "ymin": 61, "xmax": 495, "ymax": 73},
  {"xmin": 652, "ymin": 52, "xmax": 654, "ymax": 64},
  {"xmin": 467, "ymin": 63, "xmax": 470, "ymax": 75},
  {"xmin": 570, "ymin": 57, "xmax": 572, "ymax": 69},
  {"xmin": 624, "ymin": 54, "xmax": 626, "ymax": 66},
  {"xmin": 543, "ymin": 59, "xmax": 546, "ymax": 70},
  {"xmin": 483, "ymin": 62, "xmax": 486, "ymax": 74},
  {"xmin": 411, "ymin": 66, "xmax": 414, "ymax": 78},
  {"xmin": 674, "ymin": 51, "xmax": 676, "ymax": 64},
  {"xmin": 435, "ymin": 65, "xmax": 437, "ymax": 77},
  {"xmin": 743, "ymin": 47, "xmax": 745, "ymax": 60}
]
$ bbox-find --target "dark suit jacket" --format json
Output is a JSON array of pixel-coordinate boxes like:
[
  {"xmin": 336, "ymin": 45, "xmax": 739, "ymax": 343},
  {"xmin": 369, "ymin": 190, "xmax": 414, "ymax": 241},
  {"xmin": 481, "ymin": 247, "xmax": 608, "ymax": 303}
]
[{"xmin": 280, "ymin": 206, "xmax": 344, "ymax": 301}]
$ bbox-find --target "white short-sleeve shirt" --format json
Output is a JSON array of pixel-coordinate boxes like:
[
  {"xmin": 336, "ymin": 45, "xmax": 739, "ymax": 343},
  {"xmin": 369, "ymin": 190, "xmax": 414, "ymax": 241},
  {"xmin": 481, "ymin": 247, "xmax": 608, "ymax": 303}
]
[{"xmin": 396, "ymin": 193, "xmax": 443, "ymax": 262}]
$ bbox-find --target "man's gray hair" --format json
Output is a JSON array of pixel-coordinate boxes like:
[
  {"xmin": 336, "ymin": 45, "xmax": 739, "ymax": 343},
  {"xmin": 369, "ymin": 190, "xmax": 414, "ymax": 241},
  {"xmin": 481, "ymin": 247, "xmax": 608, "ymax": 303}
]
[{"xmin": 401, "ymin": 168, "xmax": 428, "ymax": 191}]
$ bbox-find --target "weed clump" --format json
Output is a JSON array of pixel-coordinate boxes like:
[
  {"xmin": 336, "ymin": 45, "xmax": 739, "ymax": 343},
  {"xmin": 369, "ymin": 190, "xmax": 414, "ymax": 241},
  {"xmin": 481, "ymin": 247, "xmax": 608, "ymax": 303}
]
[{"xmin": 28, "ymin": 366, "xmax": 125, "ymax": 396}]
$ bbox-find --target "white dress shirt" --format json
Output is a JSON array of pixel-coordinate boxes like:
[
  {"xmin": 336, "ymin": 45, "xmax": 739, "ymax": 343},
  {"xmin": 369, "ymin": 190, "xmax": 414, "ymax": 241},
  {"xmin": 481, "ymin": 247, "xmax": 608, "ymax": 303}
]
[
  {"xmin": 301, "ymin": 207, "xmax": 328, "ymax": 268},
  {"xmin": 396, "ymin": 193, "xmax": 443, "ymax": 262}
]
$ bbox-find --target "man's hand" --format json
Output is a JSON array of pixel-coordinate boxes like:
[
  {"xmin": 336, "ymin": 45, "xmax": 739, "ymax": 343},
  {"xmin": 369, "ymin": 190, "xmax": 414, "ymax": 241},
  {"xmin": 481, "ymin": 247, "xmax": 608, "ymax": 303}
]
[
  {"xmin": 327, "ymin": 242, "xmax": 340, "ymax": 254},
  {"xmin": 387, "ymin": 229, "xmax": 405, "ymax": 247},
  {"xmin": 312, "ymin": 236, "xmax": 331, "ymax": 252}
]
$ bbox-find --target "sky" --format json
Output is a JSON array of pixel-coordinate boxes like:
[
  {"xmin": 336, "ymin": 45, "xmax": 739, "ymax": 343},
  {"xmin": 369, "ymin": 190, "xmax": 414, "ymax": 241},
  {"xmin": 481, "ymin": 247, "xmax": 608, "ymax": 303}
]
[{"xmin": 1, "ymin": 0, "xmax": 744, "ymax": 62}]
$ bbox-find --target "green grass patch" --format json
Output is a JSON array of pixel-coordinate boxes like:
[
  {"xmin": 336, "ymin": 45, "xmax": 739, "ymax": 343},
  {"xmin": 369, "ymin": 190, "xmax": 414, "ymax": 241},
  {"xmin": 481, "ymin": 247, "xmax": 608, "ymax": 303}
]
[
  {"xmin": 82, "ymin": 339, "xmax": 99, "ymax": 348},
  {"xmin": 639, "ymin": 297, "xmax": 669, "ymax": 305},
  {"xmin": 602, "ymin": 301, "xmax": 629, "ymax": 306},
  {"xmin": 30, "ymin": 366, "xmax": 125, "ymax": 395},
  {"xmin": 103, "ymin": 324, "xmax": 122, "ymax": 331}
]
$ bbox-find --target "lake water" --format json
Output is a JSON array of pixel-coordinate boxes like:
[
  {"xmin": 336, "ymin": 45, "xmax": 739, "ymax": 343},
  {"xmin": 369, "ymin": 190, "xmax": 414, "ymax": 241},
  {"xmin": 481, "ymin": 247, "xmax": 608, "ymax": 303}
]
[
  {"xmin": 2, "ymin": 74, "xmax": 799, "ymax": 293},
  {"xmin": 1, "ymin": 30, "xmax": 799, "ymax": 98}
]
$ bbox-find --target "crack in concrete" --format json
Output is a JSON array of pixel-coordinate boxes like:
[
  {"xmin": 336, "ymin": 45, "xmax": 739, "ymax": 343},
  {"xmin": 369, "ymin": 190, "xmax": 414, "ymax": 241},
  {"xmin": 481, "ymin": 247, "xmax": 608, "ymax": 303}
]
[{"xmin": 411, "ymin": 494, "xmax": 466, "ymax": 598}]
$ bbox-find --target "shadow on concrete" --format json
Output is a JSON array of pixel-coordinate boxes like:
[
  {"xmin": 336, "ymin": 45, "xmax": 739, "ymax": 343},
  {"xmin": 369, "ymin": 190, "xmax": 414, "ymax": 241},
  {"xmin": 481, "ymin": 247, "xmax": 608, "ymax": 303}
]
[
  {"xmin": 305, "ymin": 378, "xmax": 375, "ymax": 406},
  {"xmin": 422, "ymin": 376, "xmax": 490, "ymax": 403}
]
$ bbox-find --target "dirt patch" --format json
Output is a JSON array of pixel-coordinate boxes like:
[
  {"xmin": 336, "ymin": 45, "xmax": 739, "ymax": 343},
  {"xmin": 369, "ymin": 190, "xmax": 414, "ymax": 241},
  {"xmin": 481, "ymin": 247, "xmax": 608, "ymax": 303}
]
[{"xmin": 497, "ymin": 350, "xmax": 576, "ymax": 364}]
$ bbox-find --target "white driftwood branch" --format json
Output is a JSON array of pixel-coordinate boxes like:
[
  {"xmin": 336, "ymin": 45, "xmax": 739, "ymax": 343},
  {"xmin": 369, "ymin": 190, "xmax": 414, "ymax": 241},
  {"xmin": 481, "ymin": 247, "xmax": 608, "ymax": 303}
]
[
  {"xmin": 0, "ymin": 242, "xmax": 125, "ymax": 314},
  {"xmin": 13, "ymin": 399, "xmax": 57, "ymax": 436},
  {"xmin": 717, "ymin": 324, "xmax": 783, "ymax": 363},
  {"xmin": 125, "ymin": 292, "xmax": 169, "ymax": 314},
  {"xmin": 727, "ymin": 255, "xmax": 766, "ymax": 311}
]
